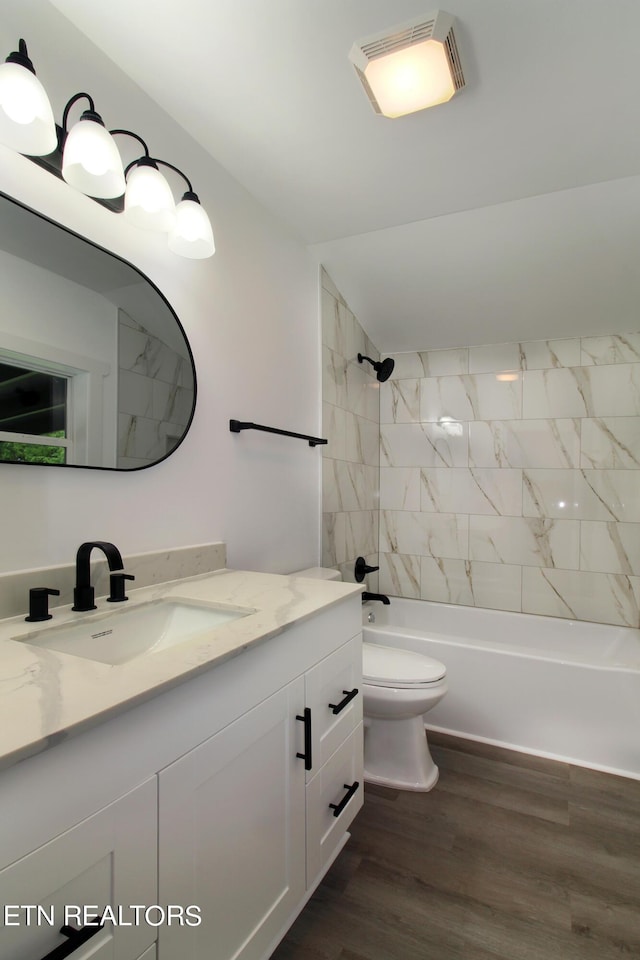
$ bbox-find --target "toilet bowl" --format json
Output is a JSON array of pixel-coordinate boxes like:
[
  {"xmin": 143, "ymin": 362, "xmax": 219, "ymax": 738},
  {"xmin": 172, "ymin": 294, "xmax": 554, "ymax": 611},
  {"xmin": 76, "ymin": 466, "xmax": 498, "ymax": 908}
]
[{"xmin": 362, "ymin": 642, "xmax": 447, "ymax": 792}]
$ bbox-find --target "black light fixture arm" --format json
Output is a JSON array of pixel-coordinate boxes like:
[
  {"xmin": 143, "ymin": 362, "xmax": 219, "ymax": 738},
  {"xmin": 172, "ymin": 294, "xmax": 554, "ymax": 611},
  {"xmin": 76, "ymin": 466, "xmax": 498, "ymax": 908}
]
[
  {"xmin": 61, "ymin": 92, "xmax": 102, "ymax": 133},
  {"xmin": 153, "ymin": 158, "xmax": 198, "ymax": 200},
  {"xmin": 111, "ymin": 128, "xmax": 152, "ymax": 174}
]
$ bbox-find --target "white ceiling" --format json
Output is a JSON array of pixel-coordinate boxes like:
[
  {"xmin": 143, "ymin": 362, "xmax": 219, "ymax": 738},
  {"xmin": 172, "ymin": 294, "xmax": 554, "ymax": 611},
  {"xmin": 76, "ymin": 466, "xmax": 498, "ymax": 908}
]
[{"xmin": 51, "ymin": 0, "xmax": 640, "ymax": 352}]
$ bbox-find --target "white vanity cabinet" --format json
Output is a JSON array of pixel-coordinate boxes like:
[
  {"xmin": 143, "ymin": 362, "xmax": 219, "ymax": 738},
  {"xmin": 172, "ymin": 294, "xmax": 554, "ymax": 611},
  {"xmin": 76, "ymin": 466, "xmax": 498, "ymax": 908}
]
[
  {"xmin": 0, "ymin": 778, "xmax": 157, "ymax": 960},
  {"xmin": 158, "ymin": 679, "xmax": 306, "ymax": 960},
  {"xmin": 0, "ymin": 588, "xmax": 362, "ymax": 960},
  {"xmin": 157, "ymin": 617, "xmax": 363, "ymax": 960}
]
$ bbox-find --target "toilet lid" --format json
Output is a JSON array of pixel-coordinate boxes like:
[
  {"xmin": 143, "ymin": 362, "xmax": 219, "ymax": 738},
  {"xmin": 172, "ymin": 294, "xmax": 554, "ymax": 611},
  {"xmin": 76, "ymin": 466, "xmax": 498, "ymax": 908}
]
[{"xmin": 363, "ymin": 643, "xmax": 446, "ymax": 686}]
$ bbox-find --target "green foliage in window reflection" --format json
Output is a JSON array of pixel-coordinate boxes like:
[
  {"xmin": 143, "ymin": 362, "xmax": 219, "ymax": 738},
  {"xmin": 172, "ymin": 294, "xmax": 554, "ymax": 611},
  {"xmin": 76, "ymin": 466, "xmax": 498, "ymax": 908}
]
[{"xmin": 0, "ymin": 432, "xmax": 66, "ymax": 464}]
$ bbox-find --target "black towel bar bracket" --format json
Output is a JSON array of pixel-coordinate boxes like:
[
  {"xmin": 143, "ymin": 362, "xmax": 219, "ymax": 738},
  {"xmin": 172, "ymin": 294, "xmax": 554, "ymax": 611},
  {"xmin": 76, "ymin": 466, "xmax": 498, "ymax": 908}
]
[{"xmin": 229, "ymin": 420, "xmax": 327, "ymax": 447}]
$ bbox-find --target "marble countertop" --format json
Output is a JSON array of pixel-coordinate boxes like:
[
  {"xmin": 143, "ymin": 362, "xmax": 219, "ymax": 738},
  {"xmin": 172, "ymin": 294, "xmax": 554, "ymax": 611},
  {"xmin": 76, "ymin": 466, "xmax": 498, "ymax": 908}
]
[{"xmin": 0, "ymin": 569, "xmax": 362, "ymax": 772}]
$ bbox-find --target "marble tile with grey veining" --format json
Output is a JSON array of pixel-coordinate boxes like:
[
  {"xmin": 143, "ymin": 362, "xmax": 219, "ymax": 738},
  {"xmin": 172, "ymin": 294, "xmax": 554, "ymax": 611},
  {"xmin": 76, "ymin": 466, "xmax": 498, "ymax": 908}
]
[
  {"xmin": 118, "ymin": 369, "xmax": 154, "ymax": 418},
  {"xmin": 421, "ymin": 372, "xmax": 521, "ymax": 422},
  {"xmin": 345, "ymin": 358, "xmax": 380, "ymax": 422},
  {"xmin": 418, "ymin": 348, "xmax": 469, "ymax": 377},
  {"xmin": 322, "ymin": 345, "xmax": 348, "ymax": 409},
  {"xmin": 322, "ymin": 403, "xmax": 347, "ymax": 461},
  {"xmin": 469, "ymin": 515, "xmax": 580, "ymax": 569},
  {"xmin": 379, "ymin": 378, "xmax": 420, "ymax": 423},
  {"xmin": 419, "ymin": 557, "xmax": 522, "ymax": 611},
  {"xmin": 345, "ymin": 413, "xmax": 379, "ymax": 466},
  {"xmin": 420, "ymin": 467, "xmax": 522, "ymax": 516},
  {"xmin": 320, "ymin": 267, "xmax": 347, "ymax": 304},
  {"xmin": 324, "ymin": 510, "xmax": 378, "ymax": 567},
  {"xmin": 320, "ymin": 288, "xmax": 348, "ymax": 355},
  {"xmin": 580, "ymin": 333, "xmax": 640, "ymax": 365},
  {"xmin": 387, "ymin": 349, "xmax": 469, "ymax": 380},
  {"xmin": 580, "ymin": 417, "xmax": 640, "ymax": 469},
  {"xmin": 468, "ymin": 342, "xmax": 521, "ymax": 375},
  {"xmin": 380, "ymin": 467, "xmax": 421, "ymax": 511},
  {"xmin": 152, "ymin": 381, "xmax": 193, "ymax": 426},
  {"xmin": 118, "ymin": 413, "xmax": 167, "ymax": 462},
  {"xmin": 580, "ymin": 521, "xmax": 640, "ymax": 576},
  {"xmin": 523, "ymin": 364, "xmax": 640, "ymax": 419},
  {"xmin": 346, "ymin": 311, "xmax": 371, "ymax": 365},
  {"xmin": 378, "ymin": 552, "xmax": 421, "ymax": 598},
  {"xmin": 380, "ymin": 511, "xmax": 468, "ymax": 560},
  {"xmin": 523, "ymin": 468, "xmax": 640, "ymax": 522},
  {"xmin": 343, "ymin": 510, "xmax": 378, "ymax": 565},
  {"xmin": 522, "ymin": 567, "xmax": 640, "ymax": 627},
  {"xmin": 321, "ymin": 513, "xmax": 338, "ymax": 567},
  {"xmin": 381, "ymin": 422, "xmax": 468, "ymax": 468},
  {"xmin": 519, "ymin": 338, "xmax": 581, "ymax": 369},
  {"xmin": 469, "ymin": 419, "xmax": 580, "ymax": 468},
  {"xmin": 322, "ymin": 460, "xmax": 377, "ymax": 513}
]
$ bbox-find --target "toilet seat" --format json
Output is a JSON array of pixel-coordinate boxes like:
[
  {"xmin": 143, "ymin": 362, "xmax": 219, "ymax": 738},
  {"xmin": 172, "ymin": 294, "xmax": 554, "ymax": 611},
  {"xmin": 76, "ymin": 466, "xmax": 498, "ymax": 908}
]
[{"xmin": 363, "ymin": 642, "xmax": 446, "ymax": 688}]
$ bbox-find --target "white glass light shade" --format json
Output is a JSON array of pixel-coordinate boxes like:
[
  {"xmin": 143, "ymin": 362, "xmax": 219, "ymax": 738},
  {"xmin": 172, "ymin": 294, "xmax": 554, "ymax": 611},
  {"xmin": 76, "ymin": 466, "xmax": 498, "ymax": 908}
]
[
  {"xmin": 125, "ymin": 164, "xmax": 176, "ymax": 231},
  {"xmin": 168, "ymin": 198, "xmax": 215, "ymax": 259},
  {"xmin": 0, "ymin": 60, "xmax": 57, "ymax": 155},
  {"xmin": 364, "ymin": 40, "xmax": 455, "ymax": 118},
  {"xmin": 62, "ymin": 119, "xmax": 125, "ymax": 198}
]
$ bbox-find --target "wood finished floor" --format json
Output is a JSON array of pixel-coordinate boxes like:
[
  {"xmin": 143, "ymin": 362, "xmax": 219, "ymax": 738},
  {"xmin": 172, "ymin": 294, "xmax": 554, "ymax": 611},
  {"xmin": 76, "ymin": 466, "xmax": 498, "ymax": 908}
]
[{"xmin": 271, "ymin": 732, "xmax": 640, "ymax": 959}]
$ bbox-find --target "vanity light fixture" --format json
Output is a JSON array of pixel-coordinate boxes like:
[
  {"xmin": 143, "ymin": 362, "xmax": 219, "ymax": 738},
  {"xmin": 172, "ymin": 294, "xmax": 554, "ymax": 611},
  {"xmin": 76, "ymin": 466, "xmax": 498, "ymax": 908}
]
[
  {"xmin": 0, "ymin": 39, "xmax": 215, "ymax": 258},
  {"xmin": 112, "ymin": 129, "xmax": 176, "ymax": 232},
  {"xmin": 61, "ymin": 93, "xmax": 125, "ymax": 198},
  {"xmin": 348, "ymin": 10, "xmax": 465, "ymax": 119},
  {"xmin": 0, "ymin": 39, "xmax": 57, "ymax": 155}
]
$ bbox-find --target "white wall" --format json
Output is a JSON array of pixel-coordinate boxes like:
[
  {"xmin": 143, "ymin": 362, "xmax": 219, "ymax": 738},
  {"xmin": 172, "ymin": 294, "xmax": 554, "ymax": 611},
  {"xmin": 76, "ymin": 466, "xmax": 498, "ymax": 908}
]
[{"xmin": 0, "ymin": 1, "xmax": 321, "ymax": 575}]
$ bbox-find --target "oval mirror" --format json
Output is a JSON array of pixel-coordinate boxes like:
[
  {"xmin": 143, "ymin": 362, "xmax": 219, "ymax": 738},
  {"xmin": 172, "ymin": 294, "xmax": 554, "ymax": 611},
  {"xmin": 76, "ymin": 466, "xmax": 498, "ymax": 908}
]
[{"xmin": 0, "ymin": 191, "xmax": 196, "ymax": 470}]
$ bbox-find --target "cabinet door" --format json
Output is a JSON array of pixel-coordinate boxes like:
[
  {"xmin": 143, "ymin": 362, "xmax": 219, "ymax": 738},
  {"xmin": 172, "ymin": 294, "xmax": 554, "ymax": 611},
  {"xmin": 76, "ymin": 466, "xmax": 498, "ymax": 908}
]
[
  {"xmin": 306, "ymin": 723, "xmax": 364, "ymax": 888},
  {"xmin": 0, "ymin": 778, "xmax": 157, "ymax": 960},
  {"xmin": 158, "ymin": 679, "xmax": 306, "ymax": 960},
  {"xmin": 305, "ymin": 635, "xmax": 362, "ymax": 779}
]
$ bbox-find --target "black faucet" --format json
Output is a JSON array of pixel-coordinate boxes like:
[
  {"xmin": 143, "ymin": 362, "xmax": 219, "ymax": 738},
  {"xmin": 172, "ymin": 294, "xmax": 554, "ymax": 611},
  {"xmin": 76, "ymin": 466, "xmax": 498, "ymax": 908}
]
[
  {"xmin": 362, "ymin": 591, "xmax": 390, "ymax": 605},
  {"xmin": 72, "ymin": 541, "xmax": 127, "ymax": 612}
]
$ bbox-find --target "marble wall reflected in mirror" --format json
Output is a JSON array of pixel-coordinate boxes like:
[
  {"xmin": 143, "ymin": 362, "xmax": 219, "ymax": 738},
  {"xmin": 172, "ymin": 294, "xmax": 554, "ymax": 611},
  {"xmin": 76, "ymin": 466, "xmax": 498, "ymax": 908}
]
[{"xmin": 0, "ymin": 192, "xmax": 196, "ymax": 470}]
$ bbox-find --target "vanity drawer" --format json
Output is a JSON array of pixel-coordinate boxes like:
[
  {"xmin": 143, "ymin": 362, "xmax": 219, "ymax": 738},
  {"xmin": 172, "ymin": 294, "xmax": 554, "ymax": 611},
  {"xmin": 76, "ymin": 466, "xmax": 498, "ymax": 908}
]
[
  {"xmin": 304, "ymin": 634, "xmax": 362, "ymax": 780},
  {"xmin": 306, "ymin": 722, "xmax": 364, "ymax": 887}
]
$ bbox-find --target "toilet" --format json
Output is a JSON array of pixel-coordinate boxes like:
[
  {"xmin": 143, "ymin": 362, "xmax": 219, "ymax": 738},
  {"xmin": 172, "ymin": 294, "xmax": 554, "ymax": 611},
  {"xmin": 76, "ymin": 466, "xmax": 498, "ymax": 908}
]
[
  {"xmin": 362, "ymin": 642, "xmax": 447, "ymax": 792},
  {"xmin": 291, "ymin": 566, "xmax": 448, "ymax": 793}
]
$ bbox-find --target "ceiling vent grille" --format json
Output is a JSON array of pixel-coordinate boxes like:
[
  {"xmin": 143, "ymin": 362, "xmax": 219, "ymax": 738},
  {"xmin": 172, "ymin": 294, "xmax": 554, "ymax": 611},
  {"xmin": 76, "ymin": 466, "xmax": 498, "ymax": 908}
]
[{"xmin": 349, "ymin": 11, "xmax": 465, "ymax": 117}]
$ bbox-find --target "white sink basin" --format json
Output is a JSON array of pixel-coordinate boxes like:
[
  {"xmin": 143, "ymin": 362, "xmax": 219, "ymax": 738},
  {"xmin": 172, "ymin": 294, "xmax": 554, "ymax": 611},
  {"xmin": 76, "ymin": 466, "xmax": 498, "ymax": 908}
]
[{"xmin": 17, "ymin": 598, "xmax": 254, "ymax": 665}]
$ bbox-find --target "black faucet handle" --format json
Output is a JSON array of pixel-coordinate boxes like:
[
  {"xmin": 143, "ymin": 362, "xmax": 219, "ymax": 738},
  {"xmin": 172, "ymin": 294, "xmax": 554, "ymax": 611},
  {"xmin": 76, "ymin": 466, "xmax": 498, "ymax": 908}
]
[
  {"xmin": 107, "ymin": 572, "xmax": 135, "ymax": 603},
  {"xmin": 354, "ymin": 556, "xmax": 380, "ymax": 583},
  {"xmin": 25, "ymin": 587, "xmax": 61, "ymax": 622}
]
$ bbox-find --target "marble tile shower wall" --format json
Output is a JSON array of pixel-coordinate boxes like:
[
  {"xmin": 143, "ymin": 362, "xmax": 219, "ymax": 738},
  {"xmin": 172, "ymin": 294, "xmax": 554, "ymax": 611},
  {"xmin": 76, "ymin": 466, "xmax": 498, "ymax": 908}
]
[
  {"xmin": 379, "ymin": 334, "xmax": 640, "ymax": 627},
  {"xmin": 118, "ymin": 310, "xmax": 195, "ymax": 468},
  {"xmin": 321, "ymin": 270, "xmax": 380, "ymax": 587}
]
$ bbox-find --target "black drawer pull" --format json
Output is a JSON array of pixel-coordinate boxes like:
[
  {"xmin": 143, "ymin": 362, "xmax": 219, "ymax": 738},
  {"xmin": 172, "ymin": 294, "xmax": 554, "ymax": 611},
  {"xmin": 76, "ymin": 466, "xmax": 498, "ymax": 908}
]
[
  {"xmin": 328, "ymin": 688, "xmax": 359, "ymax": 715},
  {"xmin": 39, "ymin": 915, "xmax": 104, "ymax": 960},
  {"xmin": 329, "ymin": 781, "xmax": 360, "ymax": 818},
  {"xmin": 296, "ymin": 707, "xmax": 312, "ymax": 771}
]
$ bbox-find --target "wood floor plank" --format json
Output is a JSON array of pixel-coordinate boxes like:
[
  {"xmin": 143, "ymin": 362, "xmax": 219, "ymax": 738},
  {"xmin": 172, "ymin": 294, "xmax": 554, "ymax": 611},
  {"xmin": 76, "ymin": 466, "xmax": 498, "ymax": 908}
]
[{"xmin": 270, "ymin": 737, "xmax": 640, "ymax": 960}]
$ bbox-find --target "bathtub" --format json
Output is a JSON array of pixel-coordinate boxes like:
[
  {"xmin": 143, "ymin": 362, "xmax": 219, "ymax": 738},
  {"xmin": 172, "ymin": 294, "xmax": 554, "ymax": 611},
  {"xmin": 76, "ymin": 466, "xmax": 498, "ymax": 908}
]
[{"xmin": 362, "ymin": 598, "xmax": 640, "ymax": 779}]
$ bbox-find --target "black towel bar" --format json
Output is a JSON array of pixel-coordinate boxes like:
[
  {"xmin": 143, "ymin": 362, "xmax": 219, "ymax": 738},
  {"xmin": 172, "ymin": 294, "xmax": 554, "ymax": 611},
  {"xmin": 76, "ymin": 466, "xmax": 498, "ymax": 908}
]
[{"xmin": 229, "ymin": 420, "xmax": 327, "ymax": 447}]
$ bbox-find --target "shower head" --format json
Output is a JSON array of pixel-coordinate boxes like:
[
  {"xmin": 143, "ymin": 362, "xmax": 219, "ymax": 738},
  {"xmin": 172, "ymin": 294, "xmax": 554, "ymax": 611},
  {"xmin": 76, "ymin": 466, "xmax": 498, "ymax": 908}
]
[{"xmin": 357, "ymin": 353, "xmax": 395, "ymax": 383}]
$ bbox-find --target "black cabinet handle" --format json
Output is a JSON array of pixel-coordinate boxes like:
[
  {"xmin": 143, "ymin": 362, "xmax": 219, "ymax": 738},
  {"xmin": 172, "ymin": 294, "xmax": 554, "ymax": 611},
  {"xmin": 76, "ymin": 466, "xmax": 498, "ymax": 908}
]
[
  {"xmin": 328, "ymin": 688, "xmax": 359, "ymax": 715},
  {"xmin": 329, "ymin": 781, "xmax": 360, "ymax": 818},
  {"xmin": 39, "ymin": 915, "xmax": 104, "ymax": 960},
  {"xmin": 296, "ymin": 707, "xmax": 312, "ymax": 771}
]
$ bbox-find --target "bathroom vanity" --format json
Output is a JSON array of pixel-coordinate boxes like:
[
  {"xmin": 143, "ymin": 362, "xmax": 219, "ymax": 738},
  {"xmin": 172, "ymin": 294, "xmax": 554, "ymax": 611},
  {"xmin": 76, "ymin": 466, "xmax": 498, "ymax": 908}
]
[{"xmin": 0, "ymin": 569, "xmax": 363, "ymax": 960}]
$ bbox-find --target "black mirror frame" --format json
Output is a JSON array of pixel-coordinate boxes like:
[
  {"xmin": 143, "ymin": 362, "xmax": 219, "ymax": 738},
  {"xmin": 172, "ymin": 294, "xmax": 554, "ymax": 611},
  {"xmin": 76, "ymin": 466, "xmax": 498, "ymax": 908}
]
[{"xmin": 0, "ymin": 189, "xmax": 197, "ymax": 472}]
